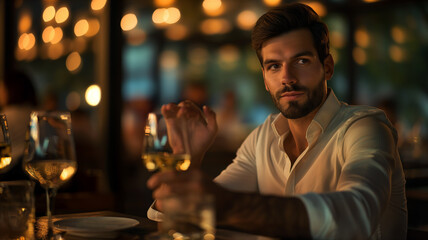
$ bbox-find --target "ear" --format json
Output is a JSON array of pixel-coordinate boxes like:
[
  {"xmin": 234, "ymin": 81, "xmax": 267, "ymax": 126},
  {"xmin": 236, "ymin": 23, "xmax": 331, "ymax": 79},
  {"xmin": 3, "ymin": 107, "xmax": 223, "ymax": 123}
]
[
  {"xmin": 323, "ymin": 54, "xmax": 334, "ymax": 81},
  {"xmin": 262, "ymin": 67, "xmax": 270, "ymax": 92}
]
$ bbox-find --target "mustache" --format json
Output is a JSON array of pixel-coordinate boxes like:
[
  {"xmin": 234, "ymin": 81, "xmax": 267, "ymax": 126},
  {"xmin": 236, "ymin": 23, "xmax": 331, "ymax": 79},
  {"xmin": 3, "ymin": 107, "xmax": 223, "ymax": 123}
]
[{"xmin": 275, "ymin": 84, "xmax": 307, "ymax": 99}]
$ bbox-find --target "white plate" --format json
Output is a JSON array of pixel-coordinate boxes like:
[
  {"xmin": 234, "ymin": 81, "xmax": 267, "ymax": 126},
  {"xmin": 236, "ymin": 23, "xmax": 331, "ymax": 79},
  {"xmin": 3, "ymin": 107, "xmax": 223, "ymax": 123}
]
[{"xmin": 54, "ymin": 216, "xmax": 140, "ymax": 238}]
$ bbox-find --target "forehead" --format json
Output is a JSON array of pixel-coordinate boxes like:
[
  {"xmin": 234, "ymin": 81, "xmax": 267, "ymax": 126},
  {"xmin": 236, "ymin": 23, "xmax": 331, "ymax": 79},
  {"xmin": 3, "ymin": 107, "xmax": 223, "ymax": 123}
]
[{"xmin": 261, "ymin": 29, "xmax": 316, "ymax": 60}]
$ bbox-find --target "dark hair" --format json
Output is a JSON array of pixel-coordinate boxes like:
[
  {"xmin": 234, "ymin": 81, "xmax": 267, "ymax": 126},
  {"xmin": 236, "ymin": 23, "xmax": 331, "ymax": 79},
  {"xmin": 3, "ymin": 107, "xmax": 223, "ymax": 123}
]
[
  {"xmin": 4, "ymin": 71, "xmax": 38, "ymax": 106},
  {"xmin": 251, "ymin": 3, "xmax": 330, "ymax": 65}
]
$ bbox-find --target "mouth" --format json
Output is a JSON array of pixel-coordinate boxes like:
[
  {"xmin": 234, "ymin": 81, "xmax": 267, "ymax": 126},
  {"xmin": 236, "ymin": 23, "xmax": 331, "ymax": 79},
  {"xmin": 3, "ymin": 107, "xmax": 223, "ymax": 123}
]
[{"xmin": 280, "ymin": 91, "xmax": 305, "ymax": 101}]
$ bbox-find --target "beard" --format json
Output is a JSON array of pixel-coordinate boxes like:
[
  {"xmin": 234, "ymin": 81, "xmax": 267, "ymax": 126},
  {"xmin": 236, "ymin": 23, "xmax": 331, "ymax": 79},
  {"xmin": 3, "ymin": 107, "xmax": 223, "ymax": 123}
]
[{"xmin": 270, "ymin": 79, "xmax": 326, "ymax": 119}]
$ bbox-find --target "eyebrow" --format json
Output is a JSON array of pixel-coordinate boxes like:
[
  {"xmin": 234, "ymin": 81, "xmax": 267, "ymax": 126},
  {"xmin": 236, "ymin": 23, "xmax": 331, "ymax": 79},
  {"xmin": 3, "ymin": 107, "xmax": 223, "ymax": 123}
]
[{"xmin": 262, "ymin": 51, "xmax": 315, "ymax": 67}]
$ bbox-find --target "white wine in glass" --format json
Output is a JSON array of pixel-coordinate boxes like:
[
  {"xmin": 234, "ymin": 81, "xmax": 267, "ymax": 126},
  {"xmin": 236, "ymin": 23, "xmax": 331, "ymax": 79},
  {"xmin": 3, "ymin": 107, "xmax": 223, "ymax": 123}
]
[
  {"xmin": 0, "ymin": 114, "xmax": 12, "ymax": 172},
  {"xmin": 23, "ymin": 111, "xmax": 77, "ymax": 235},
  {"xmin": 142, "ymin": 112, "xmax": 191, "ymax": 172}
]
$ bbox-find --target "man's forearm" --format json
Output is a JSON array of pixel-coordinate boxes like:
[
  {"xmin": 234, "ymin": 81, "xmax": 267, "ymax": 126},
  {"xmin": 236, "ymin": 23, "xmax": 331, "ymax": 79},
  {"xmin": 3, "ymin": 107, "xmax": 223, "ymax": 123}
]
[{"xmin": 215, "ymin": 189, "xmax": 311, "ymax": 239}]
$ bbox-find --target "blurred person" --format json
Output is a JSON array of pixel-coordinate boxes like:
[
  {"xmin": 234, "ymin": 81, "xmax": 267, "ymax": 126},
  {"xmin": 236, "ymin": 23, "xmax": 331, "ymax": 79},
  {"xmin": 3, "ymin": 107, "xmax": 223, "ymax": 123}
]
[
  {"xmin": 0, "ymin": 70, "xmax": 38, "ymax": 179},
  {"xmin": 147, "ymin": 3, "xmax": 407, "ymax": 239}
]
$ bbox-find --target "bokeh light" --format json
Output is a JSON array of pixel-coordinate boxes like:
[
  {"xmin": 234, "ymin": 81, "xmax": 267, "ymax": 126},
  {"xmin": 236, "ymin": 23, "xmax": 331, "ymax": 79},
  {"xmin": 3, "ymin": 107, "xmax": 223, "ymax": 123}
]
[
  {"xmin": 51, "ymin": 27, "xmax": 63, "ymax": 44},
  {"xmin": 236, "ymin": 10, "xmax": 258, "ymax": 30},
  {"xmin": 91, "ymin": 0, "xmax": 107, "ymax": 11},
  {"xmin": 86, "ymin": 18, "xmax": 101, "ymax": 37},
  {"xmin": 391, "ymin": 26, "xmax": 406, "ymax": 44},
  {"xmin": 263, "ymin": 0, "xmax": 281, "ymax": 7},
  {"xmin": 55, "ymin": 7, "xmax": 69, "ymax": 24},
  {"xmin": 165, "ymin": 24, "xmax": 188, "ymax": 41},
  {"xmin": 47, "ymin": 43, "xmax": 64, "ymax": 60},
  {"xmin": 121, "ymin": 13, "xmax": 138, "ymax": 31},
  {"xmin": 42, "ymin": 26, "xmax": 55, "ymax": 43},
  {"xmin": 74, "ymin": 19, "xmax": 89, "ymax": 37},
  {"xmin": 18, "ymin": 11, "xmax": 32, "ymax": 33},
  {"xmin": 352, "ymin": 47, "xmax": 367, "ymax": 65},
  {"xmin": 18, "ymin": 33, "xmax": 35, "ymax": 50},
  {"xmin": 389, "ymin": 45, "xmax": 406, "ymax": 62},
  {"xmin": 152, "ymin": 8, "xmax": 181, "ymax": 25},
  {"xmin": 200, "ymin": 19, "xmax": 231, "ymax": 35},
  {"xmin": 355, "ymin": 28, "xmax": 370, "ymax": 48},
  {"xmin": 202, "ymin": 0, "xmax": 224, "ymax": 16},
  {"xmin": 43, "ymin": 6, "xmax": 56, "ymax": 22},
  {"xmin": 154, "ymin": 0, "xmax": 175, "ymax": 7},
  {"xmin": 85, "ymin": 85, "xmax": 102, "ymax": 106},
  {"xmin": 66, "ymin": 52, "xmax": 82, "ymax": 72}
]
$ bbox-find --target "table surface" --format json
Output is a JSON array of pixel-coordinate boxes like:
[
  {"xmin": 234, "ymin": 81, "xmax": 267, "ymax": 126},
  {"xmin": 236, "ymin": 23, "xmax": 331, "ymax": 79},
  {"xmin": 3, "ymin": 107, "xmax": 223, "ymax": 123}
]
[{"xmin": 35, "ymin": 211, "xmax": 279, "ymax": 240}]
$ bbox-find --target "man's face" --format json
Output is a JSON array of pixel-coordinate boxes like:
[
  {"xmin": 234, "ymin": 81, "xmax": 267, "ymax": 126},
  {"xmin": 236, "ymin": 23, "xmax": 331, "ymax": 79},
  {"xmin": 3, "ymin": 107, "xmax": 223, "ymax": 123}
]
[{"xmin": 261, "ymin": 29, "xmax": 333, "ymax": 119}]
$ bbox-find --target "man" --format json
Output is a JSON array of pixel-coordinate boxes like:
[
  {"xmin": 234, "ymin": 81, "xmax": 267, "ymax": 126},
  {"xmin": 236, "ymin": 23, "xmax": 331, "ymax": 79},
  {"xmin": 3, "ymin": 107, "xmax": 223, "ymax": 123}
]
[{"xmin": 147, "ymin": 3, "xmax": 407, "ymax": 239}]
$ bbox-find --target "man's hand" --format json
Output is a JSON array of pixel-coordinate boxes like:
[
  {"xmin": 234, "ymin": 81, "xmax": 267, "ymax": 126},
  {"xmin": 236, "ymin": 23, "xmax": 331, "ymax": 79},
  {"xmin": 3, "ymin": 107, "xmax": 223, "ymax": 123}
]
[{"xmin": 161, "ymin": 100, "xmax": 218, "ymax": 167}]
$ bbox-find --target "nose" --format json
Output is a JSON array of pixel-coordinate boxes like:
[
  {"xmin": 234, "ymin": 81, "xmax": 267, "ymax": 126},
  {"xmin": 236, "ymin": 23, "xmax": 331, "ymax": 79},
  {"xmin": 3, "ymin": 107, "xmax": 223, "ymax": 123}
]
[{"xmin": 280, "ymin": 64, "xmax": 296, "ymax": 86}]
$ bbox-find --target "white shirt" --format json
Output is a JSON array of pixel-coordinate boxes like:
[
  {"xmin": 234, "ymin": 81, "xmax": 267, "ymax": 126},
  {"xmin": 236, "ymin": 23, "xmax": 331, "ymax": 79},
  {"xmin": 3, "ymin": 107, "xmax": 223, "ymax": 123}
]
[{"xmin": 214, "ymin": 90, "xmax": 407, "ymax": 239}]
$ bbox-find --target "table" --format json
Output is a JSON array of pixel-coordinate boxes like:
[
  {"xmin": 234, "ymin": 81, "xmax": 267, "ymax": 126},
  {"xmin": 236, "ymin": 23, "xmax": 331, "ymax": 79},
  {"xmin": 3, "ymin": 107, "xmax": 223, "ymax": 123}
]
[{"xmin": 35, "ymin": 211, "xmax": 279, "ymax": 240}]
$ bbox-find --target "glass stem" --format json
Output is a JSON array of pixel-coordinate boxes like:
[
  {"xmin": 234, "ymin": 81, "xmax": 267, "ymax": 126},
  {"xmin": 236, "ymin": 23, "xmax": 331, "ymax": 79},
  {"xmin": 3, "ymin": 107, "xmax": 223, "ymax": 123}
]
[{"xmin": 45, "ymin": 187, "xmax": 57, "ymax": 231}]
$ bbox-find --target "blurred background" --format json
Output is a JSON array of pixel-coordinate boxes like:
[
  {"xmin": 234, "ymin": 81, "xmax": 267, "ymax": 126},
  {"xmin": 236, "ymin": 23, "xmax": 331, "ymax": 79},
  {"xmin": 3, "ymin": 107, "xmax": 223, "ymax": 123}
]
[{"xmin": 1, "ymin": 0, "xmax": 428, "ymax": 230}]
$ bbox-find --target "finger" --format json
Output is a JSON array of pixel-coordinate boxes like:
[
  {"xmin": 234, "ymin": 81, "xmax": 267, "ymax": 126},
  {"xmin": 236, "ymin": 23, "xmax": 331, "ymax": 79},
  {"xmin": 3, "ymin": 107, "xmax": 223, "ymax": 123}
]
[
  {"xmin": 161, "ymin": 103, "xmax": 180, "ymax": 119},
  {"xmin": 203, "ymin": 105, "xmax": 218, "ymax": 133}
]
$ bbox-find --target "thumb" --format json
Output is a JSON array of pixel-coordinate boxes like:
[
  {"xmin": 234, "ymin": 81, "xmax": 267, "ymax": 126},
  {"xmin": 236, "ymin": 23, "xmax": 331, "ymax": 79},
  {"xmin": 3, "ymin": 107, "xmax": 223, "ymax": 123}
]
[{"xmin": 203, "ymin": 105, "xmax": 218, "ymax": 134}]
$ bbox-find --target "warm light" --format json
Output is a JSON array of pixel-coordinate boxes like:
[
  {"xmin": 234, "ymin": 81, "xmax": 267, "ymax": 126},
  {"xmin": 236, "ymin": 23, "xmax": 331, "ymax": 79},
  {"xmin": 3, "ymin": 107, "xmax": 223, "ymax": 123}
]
[
  {"xmin": 389, "ymin": 45, "xmax": 406, "ymax": 62},
  {"xmin": 152, "ymin": 8, "xmax": 167, "ymax": 24},
  {"xmin": 363, "ymin": 0, "xmax": 381, "ymax": 2},
  {"xmin": 66, "ymin": 91, "xmax": 81, "ymax": 111},
  {"xmin": 0, "ymin": 157, "xmax": 12, "ymax": 169},
  {"xmin": 203, "ymin": 0, "xmax": 221, "ymax": 11},
  {"xmin": 18, "ymin": 33, "xmax": 35, "ymax": 50},
  {"xmin": 391, "ymin": 26, "xmax": 406, "ymax": 44},
  {"xmin": 355, "ymin": 28, "xmax": 370, "ymax": 48},
  {"xmin": 42, "ymin": 26, "xmax": 55, "ymax": 43},
  {"xmin": 85, "ymin": 84, "xmax": 102, "ymax": 106},
  {"xmin": 66, "ymin": 52, "xmax": 82, "ymax": 72},
  {"xmin": 60, "ymin": 166, "xmax": 76, "ymax": 181},
  {"xmin": 202, "ymin": 0, "xmax": 224, "ymax": 16},
  {"xmin": 165, "ymin": 24, "xmax": 188, "ymax": 41},
  {"xmin": 55, "ymin": 7, "xmax": 69, "ymax": 24},
  {"xmin": 121, "ymin": 13, "xmax": 138, "ymax": 31},
  {"xmin": 47, "ymin": 43, "xmax": 64, "ymax": 60},
  {"xmin": 86, "ymin": 19, "xmax": 101, "ymax": 37},
  {"xmin": 200, "ymin": 19, "xmax": 231, "ymax": 35},
  {"xmin": 91, "ymin": 0, "xmax": 107, "ymax": 11},
  {"xmin": 154, "ymin": 0, "xmax": 175, "ymax": 7},
  {"xmin": 152, "ymin": 8, "xmax": 181, "ymax": 25},
  {"xmin": 51, "ymin": 27, "xmax": 63, "ymax": 44},
  {"xmin": 18, "ymin": 12, "xmax": 32, "ymax": 33},
  {"xmin": 165, "ymin": 7, "xmax": 180, "ymax": 24},
  {"xmin": 263, "ymin": 0, "xmax": 281, "ymax": 7},
  {"xmin": 236, "ymin": 10, "xmax": 258, "ymax": 30},
  {"xmin": 303, "ymin": 2, "xmax": 327, "ymax": 17},
  {"xmin": 43, "ymin": 6, "xmax": 56, "ymax": 22},
  {"xmin": 74, "ymin": 19, "xmax": 89, "ymax": 37},
  {"xmin": 353, "ymin": 47, "xmax": 367, "ymax": 65}
]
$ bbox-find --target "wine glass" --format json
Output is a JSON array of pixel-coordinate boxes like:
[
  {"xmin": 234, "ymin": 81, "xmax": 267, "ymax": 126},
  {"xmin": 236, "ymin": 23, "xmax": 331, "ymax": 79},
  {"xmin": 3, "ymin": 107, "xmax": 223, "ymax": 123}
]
[
  {"xmin": 142, "ymin": 111, "xmax": 191, "ymax": 172},
  {"xmin": 0, "ymin": 114, "xmax": 12, "ymax": 172},
  {"xmin": 23, "ymin": 111, "xmax": 77, "ymax": 235}
]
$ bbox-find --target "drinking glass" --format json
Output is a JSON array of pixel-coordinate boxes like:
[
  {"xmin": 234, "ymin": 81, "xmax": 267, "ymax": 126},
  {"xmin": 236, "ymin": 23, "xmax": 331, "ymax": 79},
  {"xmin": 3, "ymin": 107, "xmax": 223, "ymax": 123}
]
[
  {"xmin": 23, "ymin": 111, "xmax": 77, "ymax": 235},
  {"xmin": 0, "ymin": 114, "xmax": 12, "ymax": 173},
  {"xmin": 142, "ymin": 112, "xmax": 191, "ymax": 172},
  {"xmin": 0, "ymin": 180, "xmax": 35, "ymax": 239}
]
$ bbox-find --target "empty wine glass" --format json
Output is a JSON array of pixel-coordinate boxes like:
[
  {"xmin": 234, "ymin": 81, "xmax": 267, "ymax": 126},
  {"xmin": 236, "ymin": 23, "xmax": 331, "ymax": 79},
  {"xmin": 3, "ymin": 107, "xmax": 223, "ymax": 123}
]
[
  {"xmin": 142, "ymin": 111, "xmax": 191, "ymax": 172},
  {"xmin": 0, "ymin": 114, "xmax": 12, "ymax": 173},
  {"xmin": 23, "ymin": 111, "xmax": 77, "ymax": 236}
]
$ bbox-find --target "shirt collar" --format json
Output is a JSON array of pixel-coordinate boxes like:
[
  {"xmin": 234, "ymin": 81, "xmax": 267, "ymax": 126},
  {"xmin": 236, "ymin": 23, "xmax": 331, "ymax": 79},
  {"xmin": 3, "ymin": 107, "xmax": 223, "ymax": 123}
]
[{"xmin": 272, "ymin": 88, "xmax": 342, "ymax": 138}]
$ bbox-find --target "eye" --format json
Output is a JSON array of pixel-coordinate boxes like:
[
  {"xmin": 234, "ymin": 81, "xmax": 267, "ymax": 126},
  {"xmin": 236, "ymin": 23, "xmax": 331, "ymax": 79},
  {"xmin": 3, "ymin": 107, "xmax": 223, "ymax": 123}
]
[
  {"xmin": 266, "ymin": 63, "xmax": 281, "ymax": 71},
  {"xmin": 296, "ymin": 58, "xmax": 309, "ymax": 65}
]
